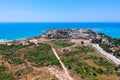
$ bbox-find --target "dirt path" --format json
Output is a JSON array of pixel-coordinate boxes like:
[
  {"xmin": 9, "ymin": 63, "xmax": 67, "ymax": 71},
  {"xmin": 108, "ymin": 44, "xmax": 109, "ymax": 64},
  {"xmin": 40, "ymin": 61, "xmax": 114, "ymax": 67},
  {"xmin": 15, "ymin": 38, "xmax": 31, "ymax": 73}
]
[
  {"xmin": 52, "ymin": 47, "xmax": 74, "ymax": 80},
  {"xmin": 46, "ymin": 67, "xmax": 68, "ymax": 80}
]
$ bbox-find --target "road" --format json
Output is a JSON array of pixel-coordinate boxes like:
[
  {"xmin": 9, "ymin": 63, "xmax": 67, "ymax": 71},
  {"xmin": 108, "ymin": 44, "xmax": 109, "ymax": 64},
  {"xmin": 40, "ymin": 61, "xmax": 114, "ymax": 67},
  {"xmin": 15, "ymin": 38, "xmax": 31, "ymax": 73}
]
[
  {"xmin": 92, "ymin": 44, "xmax": 120, "ymax": 65},
  {"xmin": 52, "ymin": 47, "xmax": 74, "ymax": 80}
]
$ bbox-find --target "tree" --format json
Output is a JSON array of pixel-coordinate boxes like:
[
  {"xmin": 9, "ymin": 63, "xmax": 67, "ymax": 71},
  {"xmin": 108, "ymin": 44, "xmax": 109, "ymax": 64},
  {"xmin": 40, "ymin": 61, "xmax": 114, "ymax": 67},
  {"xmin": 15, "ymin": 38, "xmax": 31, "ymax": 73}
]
[{"xmin": 81, "ymin": 41, "xmax": 84, "ymax": 46}]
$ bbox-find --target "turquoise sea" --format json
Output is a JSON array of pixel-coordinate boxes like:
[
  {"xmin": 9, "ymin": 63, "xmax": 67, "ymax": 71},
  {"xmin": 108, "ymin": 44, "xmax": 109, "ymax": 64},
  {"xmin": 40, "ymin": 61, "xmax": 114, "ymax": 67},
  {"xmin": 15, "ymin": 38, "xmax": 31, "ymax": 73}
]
[{"xmin": 0, "ymin": 22, "xmax": 120, "ymax": 41}]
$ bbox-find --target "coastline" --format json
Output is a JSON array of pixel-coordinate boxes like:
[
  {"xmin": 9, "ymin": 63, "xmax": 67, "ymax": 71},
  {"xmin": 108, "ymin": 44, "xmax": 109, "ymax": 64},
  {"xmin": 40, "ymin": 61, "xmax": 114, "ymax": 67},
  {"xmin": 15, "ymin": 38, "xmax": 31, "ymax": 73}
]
[
  {"xmin": 0, "ymin": 39, "xmax": 12, "ymax": 42},
  {"xmin": 0, "ymin": 28, "xmax": 120, "ymax": 80},
  {"xmin": 0, "ymin": 28, "xmax": 120, "ymax": 43},
  {"xmin": 0, "ymin": 23, "xmax": 120, "ymax": 40}
]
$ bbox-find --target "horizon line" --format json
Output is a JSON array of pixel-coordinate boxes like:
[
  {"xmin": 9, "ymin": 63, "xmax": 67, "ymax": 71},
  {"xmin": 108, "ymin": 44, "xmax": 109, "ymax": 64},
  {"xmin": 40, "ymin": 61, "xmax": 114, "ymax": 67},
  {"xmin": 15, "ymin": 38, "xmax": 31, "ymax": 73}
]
[{"xmin": 0, "ymin": 22, "xmax": 120, "ymax": 23}]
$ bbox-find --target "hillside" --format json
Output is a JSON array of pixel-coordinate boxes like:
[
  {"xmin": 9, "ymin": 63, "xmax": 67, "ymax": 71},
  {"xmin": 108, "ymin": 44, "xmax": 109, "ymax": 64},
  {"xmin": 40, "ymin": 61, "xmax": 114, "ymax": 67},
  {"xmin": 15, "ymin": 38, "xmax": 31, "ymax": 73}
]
[{"xmin": 0, "ymin": 29, "xmax": 120, "ymax": 80}]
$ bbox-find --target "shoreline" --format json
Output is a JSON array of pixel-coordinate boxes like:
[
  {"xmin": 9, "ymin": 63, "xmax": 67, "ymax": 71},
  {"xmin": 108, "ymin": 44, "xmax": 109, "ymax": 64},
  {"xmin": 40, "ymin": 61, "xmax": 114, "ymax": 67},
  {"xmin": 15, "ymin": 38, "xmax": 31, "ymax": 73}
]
[
  {"xmin": 0, "ymin": 39, "xmax": 12, "ymax": 43},
  {"xmin": 0, "ymin": 34, "xmax": 42, "ymax": 43},
  {"xmin": 0, "ymin": 23, "xmax": 120, "ymax": 39},
  {"xmin": 0, "ymin": 28, "xmax": 120, "ymax": 43}
]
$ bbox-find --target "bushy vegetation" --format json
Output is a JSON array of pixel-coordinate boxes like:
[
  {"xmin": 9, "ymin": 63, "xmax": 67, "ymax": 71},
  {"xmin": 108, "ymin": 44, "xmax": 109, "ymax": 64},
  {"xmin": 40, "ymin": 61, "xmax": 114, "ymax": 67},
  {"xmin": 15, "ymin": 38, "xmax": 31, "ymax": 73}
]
[
  {"xmin": 86, "ymin": 55, "xmax": 115, "ymax": 70},
  {"xmin": 112, "ymin": 38, "xmax": 120, "ymax": 46},
  {"xmin": 62, "ymin": 46, "xmax": 95, "ymax": 60},
  {"xmin": 15, "ymin": 66, "xmax": 33, "ymax": 76},
  {"xmin": 75, "ymin": 46, "xmax": 95, "ymax": 53},
  {"xmin": 0, "ymin": 44, "xmax": 36, "ymax": 79},
  {"xmin": 59, "ymin": 45, "xmax": 118, "ymax": 80},
  {"xmin": 0, "ymin": 65, "xmax": 7, "ymax": 73},
  {"xmin": 52, "ymin": 40, "xmax": 74, "ymax": 48},
  {"xmin": 99, "ymin": 43, "xmax": 112, "ymax": 52},
  {"xmin": 24, "ymin": 43, "xmax": 60, "ymax": 66},
  {"xmin": 92, "ymin": 38, "xmax": 102, "ymax": 44},
  {"xmin": 60, "ymin": 46, "xmax": 98, "ymax": 79},
  {"xmin": 0, "ymin": 43, "xmax": 59, "ymax": 67},
  {"xmin": 0, "ymin": 42, "xmax": 60, "ymax": 80},
  {"xmin": 117, "ymin": 72, "xmax": 120, "ymax": 77},
  {"xmin": 94, "ymin": 57, "xmax": 115, "ymax": 69},
  {"xmin": 0, "ymin": 44, "xmax": 30, "ymax": 65},
  {"xmin": 86, "ymin": 55, "xmax": 100, "ymax": 60},
  {"xmin": 3, "ymin": 52, "xmax": 25, "ymax": 65},
  {"xmin": 0, "ymin": 72, "xmax": 13, "ymax": 80},
  {"xmin": 75, "ymin": 62, "xmax": 92, "ymax": 78},
  {"xmin": 0, "ymin": 65, "xmax": 13, "ymax": 80},
  {"xmin": 0, "ymin": 43, "xmax": 35, "ymax": 51}
]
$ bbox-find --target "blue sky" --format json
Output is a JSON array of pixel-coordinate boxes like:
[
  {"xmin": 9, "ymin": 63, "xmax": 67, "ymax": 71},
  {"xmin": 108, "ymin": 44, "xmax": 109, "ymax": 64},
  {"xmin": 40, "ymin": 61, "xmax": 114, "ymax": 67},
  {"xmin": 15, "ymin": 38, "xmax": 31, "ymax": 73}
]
[{"xmin": 0, "ymin": 0, "xmax": 120, "ymax": 22}]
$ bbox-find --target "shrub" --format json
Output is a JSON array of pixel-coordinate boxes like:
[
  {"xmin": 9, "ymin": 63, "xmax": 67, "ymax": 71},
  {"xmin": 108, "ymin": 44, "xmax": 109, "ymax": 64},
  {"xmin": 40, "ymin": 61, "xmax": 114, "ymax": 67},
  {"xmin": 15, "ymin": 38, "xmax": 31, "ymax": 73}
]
[
  {"xmin": 0, "ymin": 73, "xmax": 12, "ymax": 80},
  {"xmin": 75, "ymin": 46, "xmax": 94, "ymax": 53},
  {"xmin": 93, "ymin": 72, "xmax": 97, "ymax": 76},
  {"xmin": 0, "ymin": 66, "xmax": 7, "ymax": 73},
  {"xmin": 96, "ymin": 68, "xmax": 104, "ymax": 74},
  {"xmin": 92, "ymin": 77, "xmax": 99, "ymax": 80},
  {"xmin": 117, "ymin": 72, "xmax": 120, "ymax": 77},
  {"xmin": 53, "ymin": 40, "xmax": 74, "ymax": 48},
  {"xmin": 25, "ymin": 43, "xmax": 60, "ymax": 66}
]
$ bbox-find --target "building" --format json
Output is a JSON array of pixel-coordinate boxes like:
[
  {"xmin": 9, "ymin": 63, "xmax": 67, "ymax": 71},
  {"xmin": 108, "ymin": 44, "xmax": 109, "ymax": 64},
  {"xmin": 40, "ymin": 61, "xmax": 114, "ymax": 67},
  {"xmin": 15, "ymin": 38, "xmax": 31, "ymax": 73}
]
[{"xmin": 69, "ymin": 32, "xmax": 90, "ymax": 40}]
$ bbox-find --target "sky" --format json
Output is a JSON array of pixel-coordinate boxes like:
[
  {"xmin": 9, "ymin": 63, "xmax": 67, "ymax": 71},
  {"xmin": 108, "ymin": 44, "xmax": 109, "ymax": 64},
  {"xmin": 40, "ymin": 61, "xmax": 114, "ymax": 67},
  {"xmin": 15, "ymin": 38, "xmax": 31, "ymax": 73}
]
[{"xmin": 0, "ymin": 0, "xmax": 120, "ymax": 22}]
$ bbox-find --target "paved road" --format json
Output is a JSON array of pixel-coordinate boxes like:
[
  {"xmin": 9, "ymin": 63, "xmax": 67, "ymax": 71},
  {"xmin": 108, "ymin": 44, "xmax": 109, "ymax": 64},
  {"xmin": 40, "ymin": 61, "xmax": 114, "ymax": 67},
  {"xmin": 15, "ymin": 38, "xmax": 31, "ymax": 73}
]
[
  {"xmin": 92, "ymin": 44, "xmax": 120, "ymax": 65},
  {"xmin": 52, "ymin": 47, "xmax": 74, "ymax": 80}
]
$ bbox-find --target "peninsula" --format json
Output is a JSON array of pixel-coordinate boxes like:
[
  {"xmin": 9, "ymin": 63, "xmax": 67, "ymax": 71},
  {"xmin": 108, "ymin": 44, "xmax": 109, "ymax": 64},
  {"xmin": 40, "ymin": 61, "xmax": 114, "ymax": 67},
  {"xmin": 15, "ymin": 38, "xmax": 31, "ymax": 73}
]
[{"xmin": 0, "ymin": 29, "xmax": 120, "ymax": 80}]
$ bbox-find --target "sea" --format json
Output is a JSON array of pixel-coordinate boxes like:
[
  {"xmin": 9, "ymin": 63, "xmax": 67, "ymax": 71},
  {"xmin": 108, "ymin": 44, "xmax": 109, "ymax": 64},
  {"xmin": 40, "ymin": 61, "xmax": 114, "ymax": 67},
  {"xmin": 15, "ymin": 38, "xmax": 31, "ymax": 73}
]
[{"xmin": 0, "ymin": 22, "xmax": 120, "ymax": 41}]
